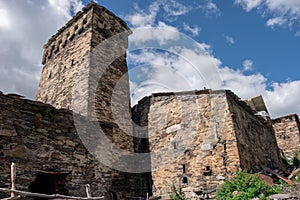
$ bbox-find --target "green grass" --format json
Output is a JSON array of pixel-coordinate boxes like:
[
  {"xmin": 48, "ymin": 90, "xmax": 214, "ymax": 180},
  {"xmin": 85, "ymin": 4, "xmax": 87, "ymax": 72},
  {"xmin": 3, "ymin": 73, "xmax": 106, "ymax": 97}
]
[{"xmin": 216, "ymin": 171, "xmax": 283, "ymax": 200}]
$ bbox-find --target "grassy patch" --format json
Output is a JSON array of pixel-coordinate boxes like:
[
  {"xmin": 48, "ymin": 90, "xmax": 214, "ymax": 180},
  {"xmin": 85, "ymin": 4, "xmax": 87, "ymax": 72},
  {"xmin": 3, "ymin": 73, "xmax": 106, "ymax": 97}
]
[{"xmin": 216, "ymin": 171, "xmax": 283, "ymax": 200}]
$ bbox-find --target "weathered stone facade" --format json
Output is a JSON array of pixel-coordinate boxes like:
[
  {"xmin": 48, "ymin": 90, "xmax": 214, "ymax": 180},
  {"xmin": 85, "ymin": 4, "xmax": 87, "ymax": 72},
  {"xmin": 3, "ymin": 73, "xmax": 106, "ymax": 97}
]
[
  {"xmin": 36, "ymin": 2, "xmax": 133, "ymax": 152},
  {"xmin": 0, "ymin": 92, "xmax": 136, "ymax": 199},
  {"xmin": 132, "ymin": 90, "xmax": 282, "ymax": 198},
  {"xmin": 273, "ymin": 114, "xmax": 300, "ymax": 159}
]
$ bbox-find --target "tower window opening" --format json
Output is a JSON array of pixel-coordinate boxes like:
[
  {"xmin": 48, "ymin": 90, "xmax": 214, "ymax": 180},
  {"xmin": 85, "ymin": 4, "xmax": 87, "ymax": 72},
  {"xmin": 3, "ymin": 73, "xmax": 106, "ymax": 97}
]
[
  {"xmin": 182, "ymin": 177, "xmax": 188, "ymax": 184},
  {"xmin": 71, "ymin": 59, "xmax": 75, "ymax": 67},
  {"xmin": 182, "ymin": 164, "xmax": 186, "ymax": 173},
  {"xmin": 173, "ymin": 141, "xmax": 177, "ymax": 149},
  {"xmin": 83, "ymin": 18, "xmax": 87, "ymax": 24},
  {"xmin": 203, "ymin": 166, "xmax": 212, "ymax": 176}
]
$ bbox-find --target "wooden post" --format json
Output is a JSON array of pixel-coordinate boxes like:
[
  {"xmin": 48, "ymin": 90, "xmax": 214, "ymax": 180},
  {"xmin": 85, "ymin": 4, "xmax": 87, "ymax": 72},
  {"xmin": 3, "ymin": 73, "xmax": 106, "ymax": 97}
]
[
  {"xmin": 11, "ymin": 163, "xmax": 16, "ymax": 198},
  {"xmin": 85, "ymin": 184, "xmax": 92, "ymax": 198}
]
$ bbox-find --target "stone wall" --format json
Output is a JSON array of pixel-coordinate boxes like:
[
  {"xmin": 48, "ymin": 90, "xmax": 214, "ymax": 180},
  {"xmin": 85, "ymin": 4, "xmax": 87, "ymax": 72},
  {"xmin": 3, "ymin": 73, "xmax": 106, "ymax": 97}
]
[
  {"xmin": 226, "ymin": 91, "xmax": 281, "ymax": 171},
  {"xmin": 0, "ymin": 92, "xmax": 137, "ymax": 199},
  {"xmin": 273, "ymin": 114, "xmax": 300, "ymax": 159},
  {"xmin": 132, "ymin": 90, "xmax": 282, "ymax": 198}
]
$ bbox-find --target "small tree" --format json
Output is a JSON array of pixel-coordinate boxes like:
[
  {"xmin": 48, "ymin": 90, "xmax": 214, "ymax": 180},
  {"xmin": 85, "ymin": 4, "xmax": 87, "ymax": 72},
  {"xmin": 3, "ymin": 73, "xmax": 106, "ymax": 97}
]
[{"xmin": 170, "ymin": 185, "xmax": 190, "ymax": 200}]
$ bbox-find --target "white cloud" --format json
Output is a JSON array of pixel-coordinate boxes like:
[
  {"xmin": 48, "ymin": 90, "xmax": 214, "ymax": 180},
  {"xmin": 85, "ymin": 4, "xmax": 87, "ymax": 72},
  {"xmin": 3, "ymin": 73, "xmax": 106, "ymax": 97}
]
[
  {"xmin": 183, "ymin": 23, "xmax": 200, "ymax": 36},
  {"xmin": 125, "ymin": 0, "xmax": 192, "ymax": 28},
  {"xmin": 242, "ymin": 59, "xmax": 253, "ymax": 71},
  {"xmin": 235, "ymin": 0, "xmax": 263, "ymax": 12},
  {"xmin": 0, "ymin": 8, "xmax": 11, "ymax": 29},
  {"xmin": 124, "ymin": 2, "xmax": 160, "ymax": 27},
  {"xmin": 265, "ymin": 81, "xmax": 300, "ymax": 117},
  {"xmin": 48, "ymin": 0, "xmax": 83, "ymax": 18},
  {"xmin": 224, "ymin": 35, "xmax": 235, "ymax": 45},
  {"xmin": 266, "ymin": 17, "xmax": 286, "ymax": 28},
  {"xmin": 235, "ymin": 0, "xmax": 300, "ymax": 31},
  {"xmin": 0, "ymin": 0, "xmax": 84, "ymax": 99},
  {"xmin": 200, "ymin": 0, "xmax": 221, "ymax": 16},
  {"xmin": 129, "ymin": 23, "xmax": 180, "ymax": 46},
  {"xmin": 162, "ymin": 0, "xmax": 192, "ymax": 17}
]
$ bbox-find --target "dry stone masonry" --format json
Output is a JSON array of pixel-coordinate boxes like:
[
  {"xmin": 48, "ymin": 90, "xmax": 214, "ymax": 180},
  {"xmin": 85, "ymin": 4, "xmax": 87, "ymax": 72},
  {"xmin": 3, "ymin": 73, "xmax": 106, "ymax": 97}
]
[
  {"xmin": 273, "ymin": 114, "xmax": 300, "ymax": 160},
  {"xmin": 132, "ymin": 90, "xmax": 282, "ymax": 198},
  {"xmin": 0, "ymin": 92, "xmax": 135, "ymax": 199}
]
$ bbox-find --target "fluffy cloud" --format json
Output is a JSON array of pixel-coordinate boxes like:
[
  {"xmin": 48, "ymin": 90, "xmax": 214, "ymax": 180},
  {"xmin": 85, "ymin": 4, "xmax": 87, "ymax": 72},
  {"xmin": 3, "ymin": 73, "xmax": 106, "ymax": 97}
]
[
  {"xmin": 201, "ymin": 0, "xmax": 221, "ymax": 16},
  {"xmin": 0, "ymin": 0, "xmax": 83, "ymax": 99},
  {"xmin": 125, "ymin": 0, "xmax": 192, "ymax": 28},
  {"xmin": 235, "ymin": 0, "xmax": 300, "ymax": 30},
  {"xmin": 235, "ymin": 0, "xmax": 263, "ymax": 12},
  {"xmin": 183, "ymin": 23, "xmax": 200, "ymax": 36},
  {"xmin": 242, "ymin": 59, "xmax": 253, "ymax": 71},
  {"xmin": 266, "ymin": 17, "xmax": 287, "ymax": 28}
]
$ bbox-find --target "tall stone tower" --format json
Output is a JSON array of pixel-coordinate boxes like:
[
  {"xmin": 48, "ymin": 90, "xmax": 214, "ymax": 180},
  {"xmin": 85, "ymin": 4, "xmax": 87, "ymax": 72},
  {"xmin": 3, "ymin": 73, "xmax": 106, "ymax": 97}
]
[
  {"xmin": 36, "ymin": 2, "xmax": 133, "ymax": 150},
  {"xmin": 36, "ymin": 2, "xmax": 142, "ymax": 198}
]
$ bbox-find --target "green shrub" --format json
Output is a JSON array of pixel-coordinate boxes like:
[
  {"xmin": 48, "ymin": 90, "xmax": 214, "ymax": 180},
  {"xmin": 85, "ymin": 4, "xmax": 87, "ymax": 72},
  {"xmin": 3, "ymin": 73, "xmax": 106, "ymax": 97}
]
[
  {"xmin": 170, "ymin": 185, "xmax": 190, "ymax": 200},
  {"xmin": 216, "ymin": 171, "xmax": 283, "ymax": 200}
]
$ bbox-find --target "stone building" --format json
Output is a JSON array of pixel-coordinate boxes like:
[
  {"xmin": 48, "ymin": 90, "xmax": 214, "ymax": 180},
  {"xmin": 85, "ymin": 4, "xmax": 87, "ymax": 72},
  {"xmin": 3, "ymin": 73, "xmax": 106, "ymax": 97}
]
[
  {"xmin": 132, "ymin": 90, "xmax": 282, "ymax": 197},
  {"xmin": 273, "ymin": 114, "xmax": 300, "ymax": 160}
]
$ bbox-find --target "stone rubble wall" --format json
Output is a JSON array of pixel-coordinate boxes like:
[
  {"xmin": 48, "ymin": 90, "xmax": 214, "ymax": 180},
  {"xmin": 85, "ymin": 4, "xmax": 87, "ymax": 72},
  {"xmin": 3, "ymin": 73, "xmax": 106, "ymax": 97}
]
[
  {"xmin": 0, "ymin": 92, "xmax": 136, "ymax": 199},
  {"xmin": 132, "ymin": 90, "xmax": 282, "ymax": 198},
  {"xmin": 272, "ymin": 114, "xmax": 300, "ymax": 159},
  {"xmin": 226, "ymin": 91, "xmax": 282, "ymax": 171},
  {"xmin": 132, "ymin": 90, "xmax": 239, "ymax": 196}
]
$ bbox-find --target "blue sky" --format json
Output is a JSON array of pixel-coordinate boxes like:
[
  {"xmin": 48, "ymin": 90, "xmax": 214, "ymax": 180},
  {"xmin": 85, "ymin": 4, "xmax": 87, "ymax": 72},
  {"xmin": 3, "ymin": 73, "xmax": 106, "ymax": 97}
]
[
  {"xmin": 0, "ymin": 0, "xmax": 300, "ymax": 118},
  {"xmin": 96, "ymin": 0, "xmax": 300, "ymax": 82}
]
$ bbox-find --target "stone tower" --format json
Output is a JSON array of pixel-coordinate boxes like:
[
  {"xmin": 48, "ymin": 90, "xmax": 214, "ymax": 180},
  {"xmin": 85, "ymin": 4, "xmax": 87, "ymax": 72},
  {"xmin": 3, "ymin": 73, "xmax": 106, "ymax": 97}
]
[
  {"xmin": 36, "ymin": 2, "xmax": 133, "ymax": 150},
  {"xmin": 36, "ymin": 1, "xmax": 131, "ymax": 118}
]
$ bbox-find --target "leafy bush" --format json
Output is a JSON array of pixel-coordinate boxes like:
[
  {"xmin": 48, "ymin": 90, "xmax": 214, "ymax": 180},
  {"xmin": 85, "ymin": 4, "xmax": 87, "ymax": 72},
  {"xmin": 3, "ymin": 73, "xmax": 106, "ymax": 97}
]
[
  {"xmin": 170, "ymin": 185, "xmax": 190, "ymax": 200},
  {"xmin": 216, "ymin": 171, "xmax": 283, "ymax": 200}
]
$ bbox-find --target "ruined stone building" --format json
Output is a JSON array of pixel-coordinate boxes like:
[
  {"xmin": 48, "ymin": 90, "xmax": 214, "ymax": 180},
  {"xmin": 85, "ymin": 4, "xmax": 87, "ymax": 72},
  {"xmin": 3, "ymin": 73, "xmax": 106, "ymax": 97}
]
[
  {"xmin": 132, "ymin": 90, "xmax": 282, "ymax": 196},
  {"xmin": 273, "ymin": 114, "xmax": 300, "ymax": 160},
  {"xmin": 1, "ymin": 2, "xmax": 300, "ymax": 200}
]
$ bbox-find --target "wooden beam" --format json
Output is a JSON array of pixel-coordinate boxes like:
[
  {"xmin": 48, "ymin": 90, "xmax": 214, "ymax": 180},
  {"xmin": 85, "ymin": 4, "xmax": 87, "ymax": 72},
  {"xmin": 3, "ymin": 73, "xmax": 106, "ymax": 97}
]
[
  {"xmin": 85, "ymin": 184, "xmax": 92, "ymax": 198},
  {"xmin": 0, "ymin": 195, "xmax": 21, "ymax": 200},
  {"xmin": 0, "ymin": 188, "xmax": 104, "ymax": 200},
  {"xmin": 10, "ymin": 163, "xmax": 16, "ymax": 198}
]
